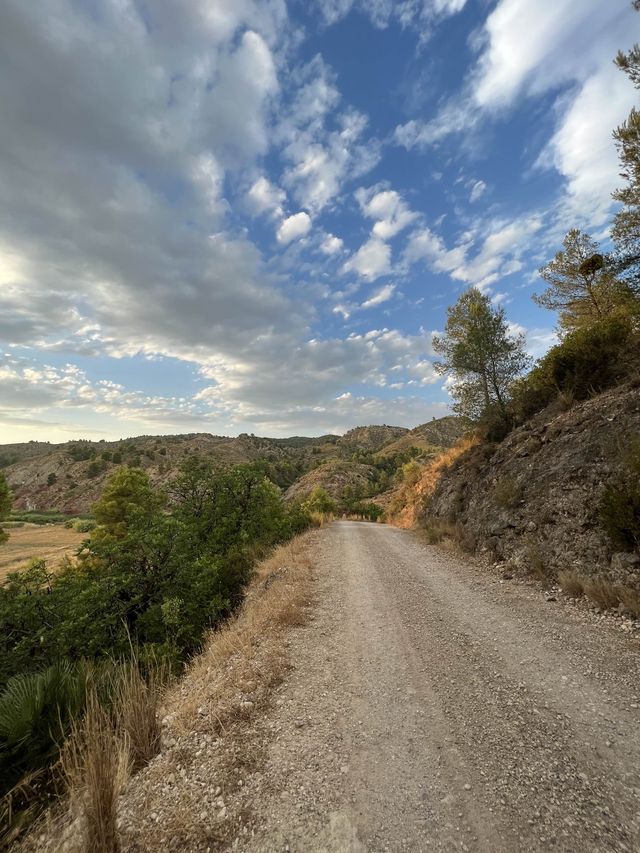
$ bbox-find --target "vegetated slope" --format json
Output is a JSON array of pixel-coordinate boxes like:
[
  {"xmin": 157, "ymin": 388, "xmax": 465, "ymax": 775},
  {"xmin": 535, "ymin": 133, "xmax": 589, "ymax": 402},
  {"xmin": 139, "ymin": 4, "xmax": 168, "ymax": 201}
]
[
  {"xmin": 0, "ymin": 418, "xmax": 463, "ymax": 515},
  {"xmin": 404, "ymin": 382, "xmax": 640, "ymax": 591},
  {"xmin": 0, "ymin": 433, "xmax": 339, "ymax": 514},
  {"xmin": 284, "ymin": 461, "xmax": 377, "ymax": 503},
  {"xmin": 376, "ymin": 415, "xmax": 468, "ymax": 457}
]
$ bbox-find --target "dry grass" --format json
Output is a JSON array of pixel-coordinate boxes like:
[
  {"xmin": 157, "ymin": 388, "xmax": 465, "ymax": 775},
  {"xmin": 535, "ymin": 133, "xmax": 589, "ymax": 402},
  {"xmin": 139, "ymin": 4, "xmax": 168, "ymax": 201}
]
[
  {"xmin": 0, "ymin": 525, "xmax": 85, "ymax": 580},
  {"xmin": 390, "ymin": 435, "xmax": 479, "ymax": 529},
  {"xmin": 168, "ymin": 531, "xmax": 315, "ymax": 734},
  {"xmin": 559, "ymin": 571, "xmax": 640, "ymax": 617},
  {"xmin": 60, "ymin": 690, "xmax": 130, "ymax": 853},
  {"xmin": 582, "ymin": 577, "xmax": 622, "ymax": 611},
  {"xmin": 558, "ymin": 570, "xmax": 585, "ymax": 597},
  {"xmin": 113, "ymin": 656, "xmax": 167, "ymax": 773},
  {"xmin": 22, "ymin": 530, "xmax": 317, "ymax": 852}
]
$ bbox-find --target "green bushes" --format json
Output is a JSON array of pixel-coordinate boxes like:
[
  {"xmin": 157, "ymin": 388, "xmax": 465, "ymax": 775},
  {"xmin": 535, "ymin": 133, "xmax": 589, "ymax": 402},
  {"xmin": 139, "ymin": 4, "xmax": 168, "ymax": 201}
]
[
  {"xmin": 0, "ymin": 661, "xmax": 88, "ymax": 795},
  {"xmin": 511, "ymin": 317, "xmax": 637, "ymax": 423},
  {"xmin": 0, "ymin": 462, "xmax": 311, "ymax": 691}
]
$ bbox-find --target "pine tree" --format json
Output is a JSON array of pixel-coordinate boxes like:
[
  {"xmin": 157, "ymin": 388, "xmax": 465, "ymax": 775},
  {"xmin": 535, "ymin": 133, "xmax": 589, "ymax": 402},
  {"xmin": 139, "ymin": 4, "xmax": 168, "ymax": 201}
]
[
  {"xmin": 534, "ymin": 230, "xmax": 632, "ymax": 332},
  {"xmin": 433, "ymin": 289, "xmax": 530, "ymax": 422},
  {"xmin": 612, "ymin": 8, "xmax": 640, "ymax": 291}
]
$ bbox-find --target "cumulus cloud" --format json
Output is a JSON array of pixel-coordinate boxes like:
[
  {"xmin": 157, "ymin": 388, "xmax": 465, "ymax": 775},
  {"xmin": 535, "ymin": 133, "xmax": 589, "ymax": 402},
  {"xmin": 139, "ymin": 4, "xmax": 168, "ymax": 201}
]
[
  {"xmin": 277, "ymin": 58, "xmax": 381, "ymax": 212},
  {"xmin": 320, "ymin": 233, "xmax": 344, "ymax": 255},
  {"xmin": 394, "ymin": 0, "xmax": 636, "ymax": 224},
  {"xmin": 403, "ymin": 214, "xmax": 542, "ymax": 292},
  {"xmin": 313, "ymin": 0, "xmax": 468, "ymax": 32},
  {"xmin": 356, "ymin": 187, "xmax": 419, "ymax": 240},
  {"xmin": 277, "ymin": 212, "xmax": 312, "ymax": 244},
  {"xmin": 246, "ymin": 176, "xmax": 286, "ymax": 219},
  {"xmin": 343, "ymin": 238, "xmax": 392, "ymax": 281}
]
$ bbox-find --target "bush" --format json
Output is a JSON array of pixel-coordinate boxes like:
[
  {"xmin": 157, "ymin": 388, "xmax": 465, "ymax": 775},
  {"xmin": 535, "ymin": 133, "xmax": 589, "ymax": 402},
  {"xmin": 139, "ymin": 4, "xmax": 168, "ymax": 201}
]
[
  {"xmin": 46, "ymin": 473, "xmax": 57, "ymax": 486},
  {"xmin": 492, "ymin": 477, "xmax": 522, "ymax": 509},
  {"xmin": 598, "ymin": 437, "xmax": 640, "ymax": 552},
  {"xmin": 511, "ymin": 317, "xmax": 637, "ymax": 423}
]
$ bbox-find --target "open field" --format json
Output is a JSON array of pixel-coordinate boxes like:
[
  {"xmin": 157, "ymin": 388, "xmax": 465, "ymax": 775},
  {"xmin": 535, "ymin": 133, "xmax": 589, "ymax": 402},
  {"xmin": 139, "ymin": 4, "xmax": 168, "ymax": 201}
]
[{"xmin": 0, "ymin": 524, "xmax": 87, "ymax": 580}]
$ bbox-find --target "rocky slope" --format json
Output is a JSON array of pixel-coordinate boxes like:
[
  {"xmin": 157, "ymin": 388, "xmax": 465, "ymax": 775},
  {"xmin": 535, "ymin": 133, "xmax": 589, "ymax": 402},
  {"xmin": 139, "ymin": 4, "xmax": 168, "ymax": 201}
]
[
  {"xmin": 423, "ymin": 383, "xmax": 640, "ymax": 588},
  {"xmin": 284, "ymin": 461, "xmax": 377, "ymax": 503}
]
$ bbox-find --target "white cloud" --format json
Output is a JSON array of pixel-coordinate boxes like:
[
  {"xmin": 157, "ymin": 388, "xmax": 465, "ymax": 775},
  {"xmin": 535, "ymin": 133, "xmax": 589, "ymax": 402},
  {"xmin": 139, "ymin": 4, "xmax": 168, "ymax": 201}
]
[
  {"xmin": 313, "ymin": 0, "xmax": 468, "ymax": 32},
  {"xmin": 469, "ymin": 180, "xmax": 487, "ymax": 203},
  {"xmin": 473, "ymin": 0, "xmax": 628, "ymax": 109},
  {"xmin": 276, "ymin": 212, "xmax": 312, "ymax": 244},
  {"xmin": 246, "ymin": 176, "xmax": 286, "ymax": 219},
  {"xmin": 343, "ymin": 238, "xmax": 391, "ymax": 281},
  {"xmin": 361, "ymin": 283, "xmax": 396, "ymax": 309},
  {"xmin": 320, "ymin": 233, "xmax": 344, "ymax": 255},
  {"xmin": 356, "ymin": 187, "xmax": 419, "ymax": 240},
  {"xmin": 542, "ymin": 65, "xmax": 636, "ymax": 224},
  {"xmin": 403, "ymin": 214, "xmax": 542, "ymax": 292}
]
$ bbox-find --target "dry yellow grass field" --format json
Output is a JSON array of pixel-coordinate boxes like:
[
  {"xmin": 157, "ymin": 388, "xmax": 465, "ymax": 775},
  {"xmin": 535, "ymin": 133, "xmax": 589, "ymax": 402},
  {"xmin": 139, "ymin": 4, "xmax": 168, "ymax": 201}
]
[{"xmin": 0, "ymin": 524, "xmax": 86, "ymax": 580}]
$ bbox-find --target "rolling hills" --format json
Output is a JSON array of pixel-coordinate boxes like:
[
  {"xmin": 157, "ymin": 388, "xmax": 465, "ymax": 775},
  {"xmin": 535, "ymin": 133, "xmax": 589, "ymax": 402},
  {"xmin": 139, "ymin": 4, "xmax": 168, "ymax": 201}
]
[{"xmin": 0, "ymin": 417, "xmax": 468, "ymax": 514}]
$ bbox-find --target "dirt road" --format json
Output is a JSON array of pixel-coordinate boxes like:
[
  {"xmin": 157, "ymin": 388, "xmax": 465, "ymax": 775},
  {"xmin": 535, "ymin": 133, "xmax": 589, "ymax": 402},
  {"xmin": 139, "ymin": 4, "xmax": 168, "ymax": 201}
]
[{"xmin": 232, "ymin": 521, "xmax": 640, "ymax": 853}]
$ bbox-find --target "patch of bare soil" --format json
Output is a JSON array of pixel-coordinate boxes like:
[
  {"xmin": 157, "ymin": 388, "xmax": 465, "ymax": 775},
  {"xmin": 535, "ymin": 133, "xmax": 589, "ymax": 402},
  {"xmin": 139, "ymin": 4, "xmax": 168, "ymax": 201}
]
[{"xmin": 0, "ymin": 525, "xmax": 86, "ymax": 579}]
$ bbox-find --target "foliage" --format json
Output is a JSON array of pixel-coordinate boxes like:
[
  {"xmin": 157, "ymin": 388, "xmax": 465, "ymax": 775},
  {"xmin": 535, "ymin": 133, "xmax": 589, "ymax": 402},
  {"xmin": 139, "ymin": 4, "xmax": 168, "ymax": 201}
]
[
  {"xmin": 598, "ymin": 437, "xmax": 640, "ymax": 551},
  {"xmin": 67, "ymin": 442, "xmax": 96, "ymax": 462},
  {"xmin": 301, "ymin": 486, "xmax": 338, "ymax": 516},
  {"xmin": 491, "ymin": 477, "xmax": 522, "ymax": 509},
  {"xmin": 433, "ymin": 289, "xmax": 530, "ymax": 422},
  {"xmin": 534, "ymin": 230, "xmax": 635, "ymax": 332},
  {"xmin": 612, "ymin": 27, "xmax": 640, "ymax": 293},
  {"xmin": 510, "ymin": 317, "xmax": 637, "ymax": 423},
  {"xmin": 93, "ymin": 468, "xmax": 163, "ymax": 539},
  {"xmin": 46, "ymin": 473, "xmax": 57, "ymax": 486},
  {"xmin": 0, "ymin": 660, "xmax": 88, "ymax": 793},
  {"xmin": 0, "ymin": 461, "xmax": 310, "ymax": 692}
]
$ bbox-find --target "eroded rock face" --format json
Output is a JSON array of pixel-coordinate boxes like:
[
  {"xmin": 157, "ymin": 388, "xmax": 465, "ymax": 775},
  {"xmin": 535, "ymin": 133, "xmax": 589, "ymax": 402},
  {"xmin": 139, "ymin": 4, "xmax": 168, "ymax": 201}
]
[{"xmin": 426, "ymin": 384, "xmax": 640, "ymax": 586}]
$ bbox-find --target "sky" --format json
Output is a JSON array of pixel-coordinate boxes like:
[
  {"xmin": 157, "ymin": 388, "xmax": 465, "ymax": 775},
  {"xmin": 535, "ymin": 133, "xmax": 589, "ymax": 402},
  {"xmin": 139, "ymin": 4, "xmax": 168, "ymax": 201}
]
[{"xmin": 0, "ymin": 0, "xmax": 637, "ymax": 442}]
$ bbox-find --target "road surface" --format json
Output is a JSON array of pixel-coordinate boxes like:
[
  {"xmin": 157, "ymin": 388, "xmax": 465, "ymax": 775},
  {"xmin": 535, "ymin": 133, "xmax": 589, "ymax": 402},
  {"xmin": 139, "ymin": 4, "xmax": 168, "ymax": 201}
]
[{"xmin": 236, "ymin": 521, "xmax": 640, "ymax": 852}]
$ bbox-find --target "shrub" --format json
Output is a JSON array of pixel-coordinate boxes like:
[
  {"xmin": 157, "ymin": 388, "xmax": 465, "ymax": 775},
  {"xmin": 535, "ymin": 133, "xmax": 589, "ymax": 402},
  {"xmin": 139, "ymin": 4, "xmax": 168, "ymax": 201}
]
[
  {"xmin": 583, "ymin": 578, "xmax": 622, "ymax": 611},
  {"xmin": 46, "ymin": 473, "xmax": 57, "ymax": 486},
  {"xmin": 0, "ymin": 660, "xmax": 88, "ymax": 793},
  {"xmin": 492, "ymin": 477, "xmax": 522, "ymax": 509},
  {"xmin": 511, "ymin": 317, "xmax": 637, "ymax": 423},
  {"xmin": 558, "ymin": 571, "xmax": 585, "ymax": 597},
  {"xmin": 598, "ymin": 437, "xmax": 640, "ymax": 551}
]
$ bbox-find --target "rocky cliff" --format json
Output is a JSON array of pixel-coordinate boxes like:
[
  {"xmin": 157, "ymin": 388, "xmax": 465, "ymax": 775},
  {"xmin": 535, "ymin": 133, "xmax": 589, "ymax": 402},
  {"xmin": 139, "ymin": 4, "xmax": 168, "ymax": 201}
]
[{"xmin": 423, "ymin": 383, "xmax": 640, "ymax": 588}]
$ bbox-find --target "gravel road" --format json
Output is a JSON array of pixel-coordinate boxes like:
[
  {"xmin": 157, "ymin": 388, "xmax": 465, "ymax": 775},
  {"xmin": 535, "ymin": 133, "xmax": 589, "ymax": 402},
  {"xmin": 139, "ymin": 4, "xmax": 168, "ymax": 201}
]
[{"xmin": 230, "ymin": 521, "xmax": 640, "ymax": 853}]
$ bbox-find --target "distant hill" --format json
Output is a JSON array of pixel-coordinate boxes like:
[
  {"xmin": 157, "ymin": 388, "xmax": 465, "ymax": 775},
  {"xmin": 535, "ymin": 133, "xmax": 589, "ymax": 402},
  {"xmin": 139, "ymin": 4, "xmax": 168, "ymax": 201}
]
[{"xmin": 0, "ymin": 416, "xmax": 467, "ymax": 514}]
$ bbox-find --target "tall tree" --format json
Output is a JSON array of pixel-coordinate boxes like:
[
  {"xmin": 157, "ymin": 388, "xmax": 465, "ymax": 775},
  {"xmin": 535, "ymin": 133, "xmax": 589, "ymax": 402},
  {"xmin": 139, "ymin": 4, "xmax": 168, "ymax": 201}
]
[
  {"xmin": 534, "ymin": 229, "xmax": 631, "ymax": 332},
  {"xmin": 0, "ymin": 473, "xmax": 12, "ymax": 545},
  {"xmin": 433, "ymin": 289, "xmax": 530, "ymax": 422},
  {"xmin": 612, "ymin": 10, "xmax": 640, "ymax": 292}
]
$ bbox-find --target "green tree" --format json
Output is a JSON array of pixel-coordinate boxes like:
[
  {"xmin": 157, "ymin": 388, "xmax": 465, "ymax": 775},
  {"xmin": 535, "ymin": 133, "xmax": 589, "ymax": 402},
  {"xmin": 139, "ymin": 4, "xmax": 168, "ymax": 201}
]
[
  {"xmin": 93, "ymin": 468, "xmax": 162, "ymax": 539},
  {"xmin": 433, "ymin": 289, "xmax": 530, "ymax": 422},
  {"xmin": 612, "ymin": 18, "xmax": 640, "ymax": 292},
  {"xmin": 534, "ymin": 230, "xmax": 632, "ymax": 332},
  {"xmin": 302, "ymin": 486, "xmax": 338, "ymax": 516},
  {"xmin": 0, "ymin": 473, "xmax": 12, "ymax": 545}
]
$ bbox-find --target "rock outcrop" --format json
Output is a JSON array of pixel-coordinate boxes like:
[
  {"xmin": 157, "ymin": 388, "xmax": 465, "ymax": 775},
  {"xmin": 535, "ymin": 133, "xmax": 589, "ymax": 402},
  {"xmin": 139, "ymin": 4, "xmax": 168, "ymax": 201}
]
[{"xmin": 425, "ymin": 383, "xmax": 640, "ymax": 587}]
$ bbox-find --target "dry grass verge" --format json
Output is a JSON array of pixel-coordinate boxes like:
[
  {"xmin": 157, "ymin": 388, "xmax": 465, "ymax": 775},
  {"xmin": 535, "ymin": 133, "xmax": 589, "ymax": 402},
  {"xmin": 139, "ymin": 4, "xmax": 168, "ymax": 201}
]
[
  {"xmin": 20, "ymin": 530, "xmax": 317, "ymax": 852},
  {"xmin": 558, "ymin": 571, "xmax": 640, "ymax": 618},
  {"xmin": 119, "ymin": 530, "xmax": 316, "ymax": 851}
]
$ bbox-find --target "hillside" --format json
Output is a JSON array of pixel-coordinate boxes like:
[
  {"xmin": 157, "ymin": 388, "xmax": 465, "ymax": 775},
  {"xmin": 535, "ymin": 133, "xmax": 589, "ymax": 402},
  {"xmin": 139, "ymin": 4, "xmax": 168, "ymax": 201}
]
[
  {"xmin": 0, "ymin": 417, "xmax": 464, "ymax": 514},
  {"xmin": 392, "ymin": 382, "xmax": 640, "ymax": 595}
]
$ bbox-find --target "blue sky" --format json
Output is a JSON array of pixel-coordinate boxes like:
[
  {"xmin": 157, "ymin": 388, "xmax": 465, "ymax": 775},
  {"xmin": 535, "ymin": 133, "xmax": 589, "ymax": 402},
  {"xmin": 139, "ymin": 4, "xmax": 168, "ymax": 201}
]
[{"xmin": 0, "ymin": 0, "xmax": 637, "ymax": 441}]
